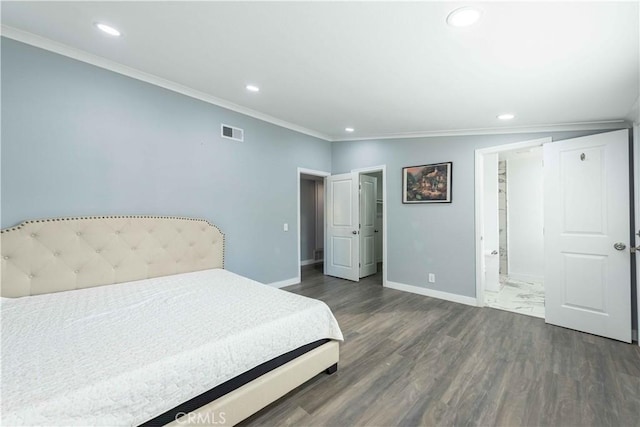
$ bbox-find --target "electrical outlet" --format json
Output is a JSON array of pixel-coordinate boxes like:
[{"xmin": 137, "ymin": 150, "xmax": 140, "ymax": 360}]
[{"xmin": 428, "ymin": 273, "xmax": 436, "ymax": 283}]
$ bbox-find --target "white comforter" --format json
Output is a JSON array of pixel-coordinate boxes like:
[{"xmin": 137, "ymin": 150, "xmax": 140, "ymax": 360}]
[{"xmin": 1, "ymin": 269, "xmax": 343, "ymax": 426}]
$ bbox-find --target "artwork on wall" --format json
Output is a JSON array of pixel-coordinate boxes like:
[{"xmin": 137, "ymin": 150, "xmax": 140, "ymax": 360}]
[{"xmin": 402, "ymin": 162, "xmax": 452, "ymax": 203}]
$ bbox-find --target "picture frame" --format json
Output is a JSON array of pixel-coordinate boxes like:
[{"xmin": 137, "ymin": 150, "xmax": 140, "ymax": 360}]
[{"xmin": 402, "ymin": 162, "xmax": 452, "ymax": 204}]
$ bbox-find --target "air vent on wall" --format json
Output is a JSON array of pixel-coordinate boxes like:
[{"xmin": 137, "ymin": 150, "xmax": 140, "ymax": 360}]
[{"xmin": 221, "ymin": 124, "xmax": 244, "ymax": 142}]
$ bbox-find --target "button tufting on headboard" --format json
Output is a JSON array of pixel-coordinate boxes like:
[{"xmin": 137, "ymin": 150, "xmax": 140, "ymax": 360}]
[{"xmin": 0, "ymin": 216, "xmax": 225, "ymax": 297}]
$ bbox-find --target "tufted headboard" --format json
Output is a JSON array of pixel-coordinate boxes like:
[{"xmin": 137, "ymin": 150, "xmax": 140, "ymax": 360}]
[{"xmin": 1, "ymin": 216, "xmax": 225, "ymax": 297}]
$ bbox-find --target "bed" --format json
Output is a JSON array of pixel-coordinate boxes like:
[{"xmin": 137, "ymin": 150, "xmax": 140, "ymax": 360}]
[{"xmin": 1, "ymin": 216, "xmax": 343, "ymax": 426}]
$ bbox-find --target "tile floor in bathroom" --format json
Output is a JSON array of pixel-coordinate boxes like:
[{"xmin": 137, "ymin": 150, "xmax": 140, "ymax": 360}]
[{"xmin": 485, "ymin": 276, "xmax": 545, "ymax": 318}]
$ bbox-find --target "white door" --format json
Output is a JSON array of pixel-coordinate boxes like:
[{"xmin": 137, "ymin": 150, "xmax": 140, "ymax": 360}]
[
  {"xmin": 359, "ymin": 175, "xmax": 377, "ymax": 278},
  {"xmin": 482, "ymin": 153, "xmax": 500, "ymax": 292},
  {"xmin": 325, "ymin": 172, "xmax": 359, "ymax": 281},
  {"xmin": 544, "ymin": 129, "xmax": 631, "ymax": 342}
]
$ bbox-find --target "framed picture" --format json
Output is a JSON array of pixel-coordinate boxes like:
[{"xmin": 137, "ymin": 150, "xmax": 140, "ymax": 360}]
[{"xmin": 402, "ymin": 162, "xmax": 452, "ymax": 204}]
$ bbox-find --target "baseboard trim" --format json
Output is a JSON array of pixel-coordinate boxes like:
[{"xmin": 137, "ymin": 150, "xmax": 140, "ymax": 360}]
[
  {"xmin": 385, "ymin": 281, "xmax": 477, "ymax": 307},
  {"xmin": 300, "ymin": 259, "xmax": 322, "ymax": 266},
  {"xmin": 267, "ymin": 277, "xmax": 300, "ymax": 289}
]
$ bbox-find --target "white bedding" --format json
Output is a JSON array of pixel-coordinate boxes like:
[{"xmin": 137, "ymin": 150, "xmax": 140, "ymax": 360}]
[{"xmin": 1, "ymin": 269, "xmax": 343, "ymax": 426}]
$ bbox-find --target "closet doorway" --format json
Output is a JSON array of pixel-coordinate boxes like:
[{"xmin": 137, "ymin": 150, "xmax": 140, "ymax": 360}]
[
  {"xmin": 297, "ymin": 166, "xmax": 387, "ymax": 286},
  {"xmin": 323, "ymin": 166, "xmax": 387, "ymax": 285},
  {"xmin": 359, "ymin": 170, "xmax": 384, "ymax": 280}
]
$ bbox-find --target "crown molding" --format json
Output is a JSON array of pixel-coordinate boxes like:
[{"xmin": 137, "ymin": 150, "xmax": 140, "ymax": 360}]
[
  {"xmin": 1, "ymin": 25, "xmax": 332, "ymax": 142},
  {"xmin": 2, "ymin": 26, "xmax": 633, "ymax": 143},
  {"xmin": 331, "ymin": 120, "xmax": 630, "ymax": 142}
]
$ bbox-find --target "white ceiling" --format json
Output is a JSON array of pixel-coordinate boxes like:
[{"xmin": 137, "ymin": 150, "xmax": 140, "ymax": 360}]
[{"xmin": 2, "ymin": 1, "xmax": 639, "ymax": 141}]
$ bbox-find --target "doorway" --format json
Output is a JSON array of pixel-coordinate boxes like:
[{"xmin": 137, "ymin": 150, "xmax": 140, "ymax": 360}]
[
  {"xmin": 322, "ymin": 166, "xmax": 387, "ymax": 286},
  {"xmin": 475, "ymin": 130, "xmax": 632, "ymax": 343},
  {"xmin": 476, "ymin": 137, "xmax": 550, "ymax": 315},
  {"xmin": 297, "ymin": 168, "xmax": 330, "ymax": 283},
  {"xmin": 482, "ymin": 146, "xmax": 545, "ymax": 318},
  {"xmin": 296, "ymin": 166, "xmax": 387, "ymax": 285},
  {"xmin": 360, "ymin": 171, "xmax": 384, "ymax": 281},
  {"xmin": 299, "ymin": 173, "xmax": 325, "ymax": 268}
]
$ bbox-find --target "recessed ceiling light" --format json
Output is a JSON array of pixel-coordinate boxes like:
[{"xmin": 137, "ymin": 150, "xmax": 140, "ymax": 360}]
[
  {"xmin": 345, "ymin": 127, "xmax": 355, "ymax": 133},
  {"xmin": 497, "ymin": 113, "xmax": 516, "ymax": 120},
  {"xmin": 246, "ymin": 85, "xmax": 260, "ymax": 92},
  {"xmin": 95, "ymin": 23, "xmax": 121, "ymax": 37},
  {"xmin": 446, "ymin": 7, "xmax": 482, "ymax": 28}
]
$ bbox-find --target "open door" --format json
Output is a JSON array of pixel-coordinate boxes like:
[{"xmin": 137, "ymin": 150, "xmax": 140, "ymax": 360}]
[
  {"xmin": 359, "ymin": 174, "xmax": 377, "ymax": 278},
  {"xmin": 544, "ymin": 129, "xmax": 631, "ymax": 342},
  {"xmin": 482, "ymin": 153, "xmax": 500, "ymax": 292},
  {"xmin": 325, "ymin": 172, "xmax": 359, "ymax": 281}
]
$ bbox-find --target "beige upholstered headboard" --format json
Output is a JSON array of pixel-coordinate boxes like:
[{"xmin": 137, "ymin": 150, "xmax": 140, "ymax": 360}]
[{"xmin": 1, "ymin": 216, "xmax": 225, "ymax": 297}]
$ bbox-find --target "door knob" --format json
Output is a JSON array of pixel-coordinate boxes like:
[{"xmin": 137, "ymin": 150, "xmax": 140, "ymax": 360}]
[
  {"xmin": 614, "ymin": 242, "xmax": 626, "ymax": 251},
  {"xmin": 352, "ymin": 231, "xmax": 358, "ymax": 235},
  {"xmin": 374, "ymin": 230, "xmax": 379, "ymax": 233}
]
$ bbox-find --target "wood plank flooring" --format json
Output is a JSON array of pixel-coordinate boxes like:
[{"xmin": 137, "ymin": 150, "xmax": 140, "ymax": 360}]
[{"xmin": 240, "ymin": 264, "xmax": 640, "ymax": 427}]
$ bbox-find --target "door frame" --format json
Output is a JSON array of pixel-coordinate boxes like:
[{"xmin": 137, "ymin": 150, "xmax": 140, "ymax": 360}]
[
  {"xmin": 297, "ymin": 167, "xmax": 331, "ymax": 283},
  {"xmin": 297, "ymin": 166, "xmax": 387, "ymax": 286},
  {"xmin": 351, "ymin": 165, "xmax": 388, "ymax": 287},
  {"xmin": 474, "ymin": 137, "xmax": 551, "ymax": 307},
  {"xmin": 634, "ymin": 122, "xmax": 640, "ymax": 344}
]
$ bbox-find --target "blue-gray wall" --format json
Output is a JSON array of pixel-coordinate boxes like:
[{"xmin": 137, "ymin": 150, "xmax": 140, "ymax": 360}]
[
  {"xmin": 1, "ymin": 38, "xmax": 332, "ymax": 284},
  {"xmin": 1, "ymin": 36, "xmax": 634, "ymax": 327},
  {"xmin": 332, "ymin": 129, "xmax": 623, "ymax": 299}
]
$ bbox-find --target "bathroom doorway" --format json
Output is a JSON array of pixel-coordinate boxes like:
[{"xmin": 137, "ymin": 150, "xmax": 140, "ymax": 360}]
[{"xmin": 482, "ymin": 146, "xmax": 545, "ymax": 318}]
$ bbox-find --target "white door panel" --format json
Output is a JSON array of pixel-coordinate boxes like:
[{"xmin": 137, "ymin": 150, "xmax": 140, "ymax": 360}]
[
  {"xmin": 325, "ymin": 173, "xmax": 359, "ymax": 281},
  {"xmin": 544, "ymin": 129, "xmax": 631, "ymax": 342},
  {"xmin": 331, "ymin": 237, "xmax": 354, "ymax": 267},
  {"xmin": 359, "ymin": 175, "xmax": 377, "ymax": 278},
  {"xmin": 331, "ymin": 180, "xmax": 353, "ymax": 226},
  {"xmin": 482, "ymin": 153, "xmax": 500, "ymax": 292},
  {"xmin": 562, "ymin": 253, "xmax": 606, "ymax": 312}
]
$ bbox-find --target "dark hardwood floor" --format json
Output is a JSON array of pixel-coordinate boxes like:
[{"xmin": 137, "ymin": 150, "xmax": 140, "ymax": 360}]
[{"xmin": 240, "ymin": 264, "xmax": 640, "ymax": 427}]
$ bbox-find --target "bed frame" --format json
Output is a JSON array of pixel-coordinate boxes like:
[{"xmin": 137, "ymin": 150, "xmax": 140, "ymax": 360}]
[{"xmin": 1, "ymin": 216, "xmax": 339, "ymax": 426}]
